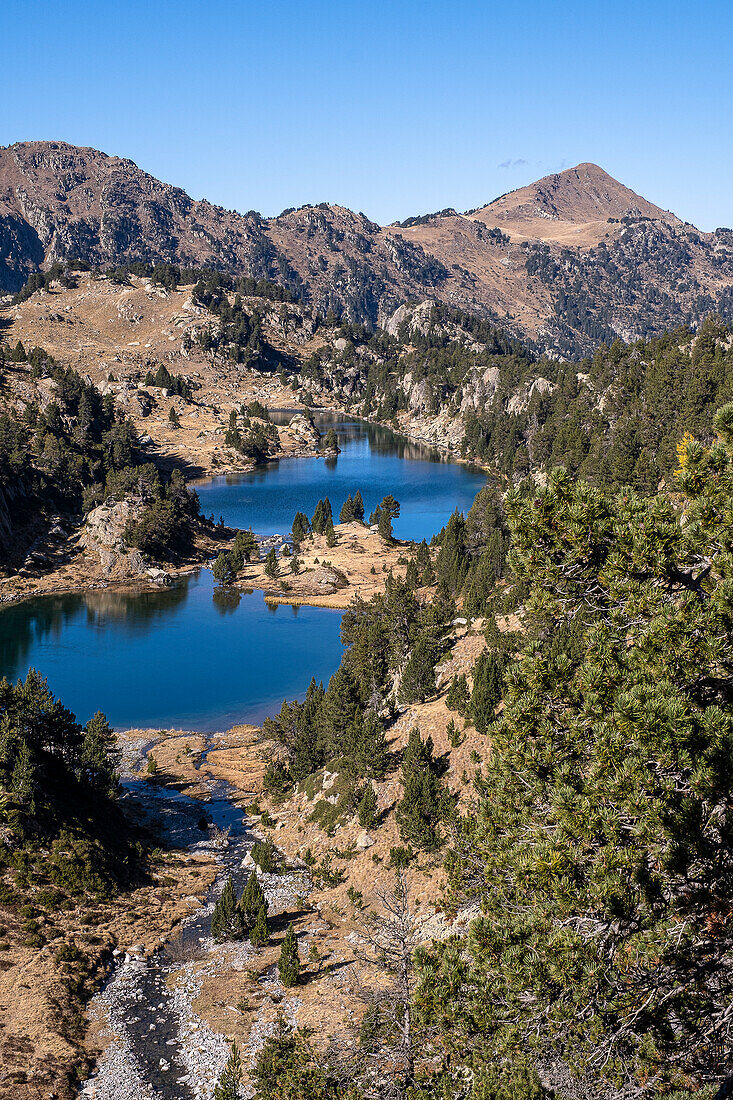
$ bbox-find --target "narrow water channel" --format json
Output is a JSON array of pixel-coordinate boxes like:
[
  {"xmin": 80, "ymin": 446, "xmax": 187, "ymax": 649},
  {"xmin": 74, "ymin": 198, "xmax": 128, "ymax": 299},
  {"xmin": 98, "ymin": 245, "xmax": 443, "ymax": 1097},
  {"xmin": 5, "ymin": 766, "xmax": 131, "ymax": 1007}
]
[{"xmin": 81, "ymin": 738, "xmax": 308, "ymax": 1100}]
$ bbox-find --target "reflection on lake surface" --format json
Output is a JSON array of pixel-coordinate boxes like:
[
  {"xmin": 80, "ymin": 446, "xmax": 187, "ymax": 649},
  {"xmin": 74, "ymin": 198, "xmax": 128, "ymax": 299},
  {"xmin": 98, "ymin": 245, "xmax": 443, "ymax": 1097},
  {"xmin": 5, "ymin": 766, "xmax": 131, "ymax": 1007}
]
[
  {"xmin": 0, "ymin": 573, "xmax": 343, "ymax": 730},
  {"xmin": 196, "ymin": 412, "xmax": 487, "ymax": 542},
  {"xmin": 1, "ymin": 413, "xmax": 486, "ymax": 731}
]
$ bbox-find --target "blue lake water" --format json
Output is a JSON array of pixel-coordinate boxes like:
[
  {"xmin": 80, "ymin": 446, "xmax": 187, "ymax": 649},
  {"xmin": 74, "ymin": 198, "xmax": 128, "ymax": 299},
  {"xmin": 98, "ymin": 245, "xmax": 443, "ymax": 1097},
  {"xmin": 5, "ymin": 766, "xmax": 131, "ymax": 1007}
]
[
  {"xmin": 0, "ymin": 576, "xmax": 343, "ymax": 730},
  {"xmin": 196, "ymin": 413, "xmax": 487, "ymax": 543},
  {"xmin": 1, "ymin": 414, "xmax": 486, "ymax": 730}
]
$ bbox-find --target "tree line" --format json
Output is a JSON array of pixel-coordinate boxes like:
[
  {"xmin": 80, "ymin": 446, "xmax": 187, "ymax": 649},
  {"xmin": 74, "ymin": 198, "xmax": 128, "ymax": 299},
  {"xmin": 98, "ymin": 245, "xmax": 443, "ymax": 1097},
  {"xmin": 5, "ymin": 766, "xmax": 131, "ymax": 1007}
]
[
  {"xmin": 0, "ymin": 339, "xmax": 203, "ymax": 563},
  {"xmin": 241, "ymin": 405, "xmax": 733, "ymax": 1099}
]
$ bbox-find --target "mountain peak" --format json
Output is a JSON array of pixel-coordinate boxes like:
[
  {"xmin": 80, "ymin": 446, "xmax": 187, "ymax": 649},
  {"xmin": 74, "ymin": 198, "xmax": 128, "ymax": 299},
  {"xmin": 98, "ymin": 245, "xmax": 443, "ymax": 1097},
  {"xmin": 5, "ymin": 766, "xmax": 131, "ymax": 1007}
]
[
  {"xmin": 475, "ymin": 161, "xmax": 675, "ymax": 238},
  {"xmin": 0, "ymin": 140, "xmax": 724, "ymax": 361}
]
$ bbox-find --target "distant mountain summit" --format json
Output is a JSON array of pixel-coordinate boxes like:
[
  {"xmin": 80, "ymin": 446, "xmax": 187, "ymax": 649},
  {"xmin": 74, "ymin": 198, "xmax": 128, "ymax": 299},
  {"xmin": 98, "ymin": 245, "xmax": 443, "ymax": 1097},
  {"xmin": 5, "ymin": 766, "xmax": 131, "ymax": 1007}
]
[
  {"xmin": 2, "ymin": 141, "xmax": 732, "ymax": 358},
  {"xmin": 478, "ymin": 162, "xmax": 674, "ymax": 228}
]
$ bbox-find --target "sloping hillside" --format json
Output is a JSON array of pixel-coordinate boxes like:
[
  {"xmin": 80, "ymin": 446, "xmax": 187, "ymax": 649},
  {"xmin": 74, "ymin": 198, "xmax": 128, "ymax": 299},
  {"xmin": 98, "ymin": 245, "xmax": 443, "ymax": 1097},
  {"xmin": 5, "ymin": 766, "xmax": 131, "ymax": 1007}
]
[
  {"xmin": 474, "ymin": 161, "xmax": 673, "ymax": 240},
  {"xmin": 3, "ymin": 142, "xmax": 733, "ymax": 357}
]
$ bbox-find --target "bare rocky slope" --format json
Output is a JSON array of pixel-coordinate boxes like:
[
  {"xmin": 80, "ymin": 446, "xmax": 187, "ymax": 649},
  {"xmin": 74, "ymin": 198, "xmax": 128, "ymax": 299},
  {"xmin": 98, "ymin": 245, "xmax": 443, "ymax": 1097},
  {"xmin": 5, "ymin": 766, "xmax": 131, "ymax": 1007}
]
[{"xmin": 3, "ymin": 142, "xmax": 733, "ymax": 357}]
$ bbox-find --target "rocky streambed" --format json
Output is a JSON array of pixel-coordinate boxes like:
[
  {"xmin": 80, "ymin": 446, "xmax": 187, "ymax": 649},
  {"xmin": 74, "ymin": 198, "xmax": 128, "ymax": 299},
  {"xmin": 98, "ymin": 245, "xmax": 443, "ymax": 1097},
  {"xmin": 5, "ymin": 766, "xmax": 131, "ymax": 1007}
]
[{"xmin": 80, "ymin": 737, "xmax": 308, "ymax": 1100}]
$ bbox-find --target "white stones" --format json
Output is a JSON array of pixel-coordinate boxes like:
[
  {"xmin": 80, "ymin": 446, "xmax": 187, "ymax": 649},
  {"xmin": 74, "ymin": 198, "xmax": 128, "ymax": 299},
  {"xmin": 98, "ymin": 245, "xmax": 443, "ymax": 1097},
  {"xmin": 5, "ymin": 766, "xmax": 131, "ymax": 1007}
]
[
  {"xmin": 80, "ymin": 749, "xmax": 312, "ymax": 1100},
  {"xmin": 355, "ymin": 830, "xmax": 374, "ymax": 850},
  {"xmin": 146, "ymin": 566, "xmax": 172, "ymax": 586}
]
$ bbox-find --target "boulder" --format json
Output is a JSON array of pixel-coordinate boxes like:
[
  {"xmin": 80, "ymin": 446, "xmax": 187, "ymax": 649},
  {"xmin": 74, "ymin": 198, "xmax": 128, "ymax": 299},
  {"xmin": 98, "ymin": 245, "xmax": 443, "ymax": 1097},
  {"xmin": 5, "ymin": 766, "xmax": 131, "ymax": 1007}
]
[
  {"xmin": 81, "ymin": 500, "xmax": 137, "ymax": 555},
  {"xmin": 81, "ymin": 500, "xmax": 169, "ymax": 582},
  {"xmin": 146, "ymin": 567, "xmax": 171, "ymax": 586},
  {"xmin": 312, "ymin": 565, "xmax": 349, "ymax": 593},
  {"xmin": 355, "ymin": 831, "xmax": 374, "ymax": 850},
  {"xmin": 288, "ymin": 413, "xmax": 321, "ymax": 446}
]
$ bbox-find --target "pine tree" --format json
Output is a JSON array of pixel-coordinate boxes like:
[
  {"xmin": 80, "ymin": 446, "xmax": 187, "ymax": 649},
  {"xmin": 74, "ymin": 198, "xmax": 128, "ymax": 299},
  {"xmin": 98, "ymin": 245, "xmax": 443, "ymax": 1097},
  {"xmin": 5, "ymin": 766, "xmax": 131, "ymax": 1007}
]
[
  {"xmin": 291, "ymin": 511, "xmax": 310, "ymax": 545},
  {"xmin": 398, "ymin": 632, "xmax": 437, "ymax": 704},
  {"xmin": 214, "ymin": 1040, "xmax": 244, "ymax": 1100},
  {"xmin": 446, "ymin": 673, "xmax": 471, "ymax": 717},
  {"xmin": 470, "ymin": 650, "xmax": 504, "ymax": 733},
  {"xmin": 352, "ymin": 489, "xmax": 365, "ymax": 522},
  {"xmin": 339, "ymin": 495, "xmax": 355, "ymax": 522},
  {"xmin": 435, "ymin": 511, "xmax": 469, "ymax": 593},
  {"xmin": 415, "ymin": 538, "xmax": 433, "ymax": 583},
  {"xmin": 395, "ymin": 728, "xmax": 448, "ymax": 851},
  {"xmin": 378, "ymin": 507, "xmax": 393, "ymax": 541},
  {"xmin": 251, "ymin": 1015, "xmax": 343, "ymax": 1099},
  {"xmin": 311, "ymin": 498, "xmax": 333, "ymax": 535},
  {"xmin": 264, "ymin": 547, "xmax": 280, "ymax": 578},
  {"xmin": 312, "ymin": 500, "xmax": 326, "ymax": 533},
  {"xmin": 251, "ymin": 837, "xmax": 279, "ymax": 872},
  {"xmin": 10, "ymin": 739, "xmax": 34, "ymax": 809},
  {"xmin": 463, "ymin": 542, "xmax": 504, "ymax": 616},
  {"xmin": 318, "ymin": 666, "xmax": 360, "ymax": 760},
  {"xmin": 211, "ymin": 876, "xmax": 244, "ymax": 941},
  {"xmin": 446, "ymin": 718, "xmax": 462, "ymax": 747},
  {"xmin": 371, "ymin": 494, "xmax": 400, "ymax": 539},
  {"xmin": 230, "ymin": 528, "xmax": 258, "ymax": 568},
  {"xmin": 278, "ymin": 924, "xmax": 300, "ymax": 987},
  {"xmin": 250, "ymin": 903, "xmax": 269, "ymax": 947},
  {"xmin": 381, "ymin": 494, "xmax": 400, "ymax": 523},
  {"xmin": 357, "ymin": 781, "xmax": 379, "ymax": 829},
  {"xmin": 404, "ymin": 558, "xmax": 419, "ymax": 588},
  {"xmin": 212, "ymin": 552, "xmax": 234, "ymax": 585},
  {"xmin": 439, "ymin": 438, "xmax": 733, "ymax": 1095},
  {"xmin": 344, "ymin": 709, "xmax": 390, "ymax": 779},
  {"xmin": 323, "ymin": 428, "xmax": 340, "ymax": 452},
  {"xmin": 80, "ymin": 711, "xmax": 121, "ymax": 796},
  {"xmin": 239, "ymin": 869, "xmax": 269, "ymax": 930}
]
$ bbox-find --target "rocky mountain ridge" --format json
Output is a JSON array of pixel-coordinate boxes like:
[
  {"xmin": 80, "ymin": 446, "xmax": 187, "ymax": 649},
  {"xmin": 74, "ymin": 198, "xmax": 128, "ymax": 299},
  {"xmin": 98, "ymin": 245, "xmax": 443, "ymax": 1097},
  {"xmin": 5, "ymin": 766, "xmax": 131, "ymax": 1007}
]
[
  {"xmin": 3, "ymin": 142, "xmax": 733, "ymax": 357},
  {"xmin": 5, "ymin": 269, "xmax": 733, "ymax": 504}
]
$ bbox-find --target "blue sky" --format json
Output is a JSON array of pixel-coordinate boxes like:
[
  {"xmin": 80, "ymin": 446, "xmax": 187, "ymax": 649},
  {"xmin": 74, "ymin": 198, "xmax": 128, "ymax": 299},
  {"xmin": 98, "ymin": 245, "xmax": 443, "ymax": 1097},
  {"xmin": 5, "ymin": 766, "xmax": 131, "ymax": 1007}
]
[{"xmin": 3, "ymin": 0, "xmax": 731, "ymax": 229}]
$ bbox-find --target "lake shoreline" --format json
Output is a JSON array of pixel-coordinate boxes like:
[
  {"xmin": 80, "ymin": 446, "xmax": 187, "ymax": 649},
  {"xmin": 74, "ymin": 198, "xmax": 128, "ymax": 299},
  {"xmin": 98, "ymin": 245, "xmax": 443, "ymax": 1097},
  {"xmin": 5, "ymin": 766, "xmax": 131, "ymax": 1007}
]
[
  {"xmin": 0, "ymin": 405, "xmax": 486, "ymax": 611},
  {"xmin": 0, "ymin": 562, "xmax": 202, "ymax": 609},
  {"xmin": 0, "ymin": 521, "xmax": 411, "ymax": 613},
  {"xmin": 0, "ymin": 412, "xmax": 484, "ymax": 731}
]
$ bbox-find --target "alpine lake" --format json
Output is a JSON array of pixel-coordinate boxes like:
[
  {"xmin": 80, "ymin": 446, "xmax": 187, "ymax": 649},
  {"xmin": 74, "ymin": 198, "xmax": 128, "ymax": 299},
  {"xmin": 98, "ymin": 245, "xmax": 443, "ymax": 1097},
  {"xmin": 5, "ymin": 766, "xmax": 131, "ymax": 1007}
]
[{"xmin": 0, "ymin": 413, "xmax": 487, "ymax": 731}]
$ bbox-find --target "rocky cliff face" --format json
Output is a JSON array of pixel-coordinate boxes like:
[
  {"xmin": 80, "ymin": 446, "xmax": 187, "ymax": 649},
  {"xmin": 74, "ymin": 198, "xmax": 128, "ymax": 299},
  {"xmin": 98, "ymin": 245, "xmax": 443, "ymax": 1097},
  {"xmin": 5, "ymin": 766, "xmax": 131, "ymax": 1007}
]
[
  {"xmin": 80, "ymin": 499, "xmax": 170, "ymax": 584},
  {"xmin": 0, "ymin": 142, "xmax": 444, "ymax": 319},
  {"xmin": 0, "ymin": 141, "xmax": 296, "ymax": 294},
  {"xmin": 0, "ymin": 483, "xmax": 20, "ymax": 550},
  {"xmin": 3, "ymin": 142, "xmax": 733, "ymax": 357}
]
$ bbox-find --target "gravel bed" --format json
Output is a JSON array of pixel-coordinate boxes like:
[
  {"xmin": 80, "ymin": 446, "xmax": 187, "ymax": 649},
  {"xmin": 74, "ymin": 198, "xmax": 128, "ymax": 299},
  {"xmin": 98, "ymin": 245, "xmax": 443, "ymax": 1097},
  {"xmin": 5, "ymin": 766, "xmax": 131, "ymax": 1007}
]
[{"xmin": 79, "ymin": 739, "xmax": 308, "ymax": 1099}]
